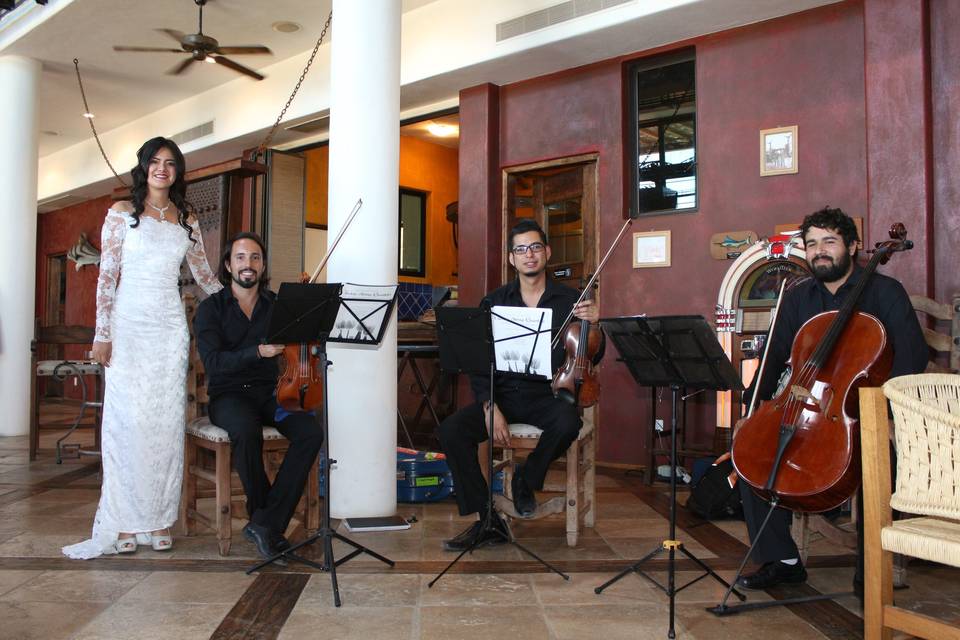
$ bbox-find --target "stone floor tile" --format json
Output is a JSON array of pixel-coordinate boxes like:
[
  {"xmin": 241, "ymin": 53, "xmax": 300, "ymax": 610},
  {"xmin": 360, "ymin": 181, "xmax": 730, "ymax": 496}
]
[
  {"xmin": 118, "ymin": 571, "xmax": 254, "ymax": 604},
  {"xmin": 1, "ymin": 569, "xmax": 148, "ymax": 602},
  {"xmin": 71, "ymin": 601, "xmax": 234, "ymax": 640},
  {"xmin": 0, "ymin": 600, "xmax": 110, "ymax": 640},
  {"xmin": 279, "ymin": 604, "xmax": 416, "ymax": 640},
  {"xmin": 420, "ymin": 605, "xmax": 549, "ymax": 640},
  {"xmin": 419, "ymin": 573, "xmax": 534, "ymax": 607}
]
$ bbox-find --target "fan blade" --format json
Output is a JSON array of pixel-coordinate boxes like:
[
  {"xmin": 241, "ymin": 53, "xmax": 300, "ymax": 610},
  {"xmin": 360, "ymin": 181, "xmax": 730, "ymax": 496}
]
[
  {"xmin": 213, "ymin": 56, "xmax": 264, "ymax": 80},
  {"xmin": 214, "ymin": 45, "xmax": 272, "ymax": 55},
  {"xmin": 114, "ymin": 46, "xmax": 185, "ymax": 53},
  {"xmin": 157, "ymin": 28, "xmax": 187, "ymax": 45},
  {"xmin": 168, "ymin": 57, "xmax": 197, "ymax": 76}
]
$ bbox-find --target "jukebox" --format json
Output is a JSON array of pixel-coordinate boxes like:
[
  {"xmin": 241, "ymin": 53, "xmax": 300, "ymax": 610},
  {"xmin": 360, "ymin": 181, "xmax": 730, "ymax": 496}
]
[{"xmin": 715, "ymin": 233, "xmax": 811, "ymax": 437}]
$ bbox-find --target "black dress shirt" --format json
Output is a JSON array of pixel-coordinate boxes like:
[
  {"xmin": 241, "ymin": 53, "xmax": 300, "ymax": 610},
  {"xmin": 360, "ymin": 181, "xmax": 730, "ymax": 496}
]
[
  {"xmin": 749, "ymin": 264, "xmax": 928, "ymax": 404},
  {"xmin": 470, "ymin": 277, "xmax": 604, "ymax": 405},
  {"xmin": 194, "ymin": 286, "xmax": 280, "ymax": 398}
]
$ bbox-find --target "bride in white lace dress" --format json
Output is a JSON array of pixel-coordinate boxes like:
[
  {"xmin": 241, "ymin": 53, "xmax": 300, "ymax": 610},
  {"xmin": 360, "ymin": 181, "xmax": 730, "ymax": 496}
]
[{"xmin": 63, "ymin": 138, "xmax": 222, "ymax": 559}]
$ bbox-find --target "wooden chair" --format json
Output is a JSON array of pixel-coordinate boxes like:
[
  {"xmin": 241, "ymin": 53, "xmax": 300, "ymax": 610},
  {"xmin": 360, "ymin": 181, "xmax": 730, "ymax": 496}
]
[
  {"xmin": 29, "ymin": 323, "xmax": 102, "ymax": 461},
  {"xmin": 179, "ymin": 296, "xmax": 320, "ymax": 556},
  {"xmin": 483, "ymin": 405, "xmax": 597, "ymax": 546},
  {"xmin": 910, "ymin": 293, "xmax": 959, "ymax": 373},
  {"xmin": 861, "ymin": 376, "xmax": 960, "ymax": 640}
]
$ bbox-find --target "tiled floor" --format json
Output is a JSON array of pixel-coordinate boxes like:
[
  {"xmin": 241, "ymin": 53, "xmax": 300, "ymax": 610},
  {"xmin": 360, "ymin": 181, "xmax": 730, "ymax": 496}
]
[{"xmin": 2, "ymin": 405, "xmax": 959, "ymax": 639}]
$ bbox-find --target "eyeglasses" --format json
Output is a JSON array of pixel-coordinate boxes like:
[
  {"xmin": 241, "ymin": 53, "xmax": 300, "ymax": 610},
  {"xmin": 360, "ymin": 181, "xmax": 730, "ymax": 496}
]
[{"xmin": 511, "ymin": 242, "xmax": 546, "ymax": 255}]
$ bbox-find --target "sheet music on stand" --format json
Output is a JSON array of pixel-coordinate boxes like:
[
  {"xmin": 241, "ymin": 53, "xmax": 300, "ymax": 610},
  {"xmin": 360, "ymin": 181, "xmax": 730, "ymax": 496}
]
[
  {"xmin": 490, "ymin": 305, "xmax": 552, "ymax": 379},
  {"xmin": 328, "ymin": 283, "xmax": 398, "ymax": 344}
]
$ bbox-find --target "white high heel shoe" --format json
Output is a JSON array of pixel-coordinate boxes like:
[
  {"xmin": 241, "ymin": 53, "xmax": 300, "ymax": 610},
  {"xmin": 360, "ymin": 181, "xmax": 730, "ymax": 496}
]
[{"xmin": 116, "ymin": 536, "xmax": 137, "ymax": 554}]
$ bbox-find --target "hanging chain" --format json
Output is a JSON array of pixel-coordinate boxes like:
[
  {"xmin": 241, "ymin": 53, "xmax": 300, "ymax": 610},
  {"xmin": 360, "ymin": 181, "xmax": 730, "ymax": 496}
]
[
  {"xmin": 73, "ymin": 58, "xmax": 128, "ymax": 188},
  {"xmin": 252, "ymin": 10, "xmax": 332, "ymax": 161}
]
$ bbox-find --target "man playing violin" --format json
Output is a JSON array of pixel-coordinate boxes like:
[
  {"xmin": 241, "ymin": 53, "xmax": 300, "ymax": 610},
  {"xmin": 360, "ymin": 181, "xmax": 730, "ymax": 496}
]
[
  {"xmin": 735, "ymin": 207, "xmax": 927, "ymax": 591},
  {"xmin": 437, "ymin": 219, "xmax": 603, "ymax": 551},
  {"xmin": 194, "ymin": 232, "xmax": 323, "ymax": 560}
]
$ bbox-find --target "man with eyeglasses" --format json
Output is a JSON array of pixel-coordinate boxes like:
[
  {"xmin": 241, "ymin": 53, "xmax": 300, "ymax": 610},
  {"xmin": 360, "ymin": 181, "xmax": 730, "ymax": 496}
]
[{"xmin": 437, "ymin": 219, "xmax": 603, "ymax": 551}]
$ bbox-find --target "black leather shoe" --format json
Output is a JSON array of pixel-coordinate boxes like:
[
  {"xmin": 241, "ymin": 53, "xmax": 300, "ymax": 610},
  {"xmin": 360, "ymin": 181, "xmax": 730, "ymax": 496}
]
[
  {"xmin": 243, "ymin": 522, "xmax": 286, "ymax": 564},
  {"xmin": 512, "ymin": 467, "xmax": 537, "ymax": 517},
  {"xmin": 737, "ymin": 561, "xmax": 807, "ymax": 590},
  {"xmin": 442, "ymin": 513, "xmax": 509, "ymax": 552},
  {"xmin": 271, "ymin": 533, "xmax": 291, "ymax": 552}
]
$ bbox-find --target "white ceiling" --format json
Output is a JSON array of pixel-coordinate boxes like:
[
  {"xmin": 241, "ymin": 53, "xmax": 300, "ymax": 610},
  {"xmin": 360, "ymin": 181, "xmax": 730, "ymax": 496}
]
[{"xmin": 4, "ymin": 0, "xmax": 440, "ymax": 155}]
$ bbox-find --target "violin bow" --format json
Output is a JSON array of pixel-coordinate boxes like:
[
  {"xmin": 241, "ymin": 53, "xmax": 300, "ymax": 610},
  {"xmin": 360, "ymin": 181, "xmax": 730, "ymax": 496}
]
[
  {"xmin": 308, "ymin": 198, "xmax": 363, "ymax": 284},
  {"xmin": 551, "ymin": 218, "xmax": 633, "ymax": 349}
]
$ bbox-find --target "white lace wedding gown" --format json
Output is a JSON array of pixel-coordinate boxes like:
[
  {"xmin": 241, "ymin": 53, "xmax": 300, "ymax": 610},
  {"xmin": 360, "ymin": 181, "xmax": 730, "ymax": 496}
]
[{"xmin": 63, "ymin": 208, "xmax": 222, "ymax": 559}]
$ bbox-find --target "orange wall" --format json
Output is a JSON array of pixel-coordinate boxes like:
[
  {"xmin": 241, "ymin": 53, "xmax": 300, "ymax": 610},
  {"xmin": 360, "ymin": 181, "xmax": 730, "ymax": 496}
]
[{"xmin": 303, "ymin": 136, "xmax": 459, "ymax": 285}]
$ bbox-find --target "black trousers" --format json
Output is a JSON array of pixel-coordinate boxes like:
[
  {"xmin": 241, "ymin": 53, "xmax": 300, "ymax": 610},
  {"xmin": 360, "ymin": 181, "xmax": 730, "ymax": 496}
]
[
  {"xmin": 436, "ymin": 387, "xmax": 580, "ymax": 516},
  {"xmin": 209, "ymin": 387, "xmax": 323, "ymax": 536},
  {"xmin": 740, "ymin": 480, "xmax": 868, "ymax": 582}
]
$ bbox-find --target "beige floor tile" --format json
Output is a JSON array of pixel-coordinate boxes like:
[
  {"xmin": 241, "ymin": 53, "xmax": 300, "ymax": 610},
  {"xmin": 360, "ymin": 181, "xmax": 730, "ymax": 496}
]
[
  {"xmin": 642, "ymin": 570, "xmax": 769, "ymax": 604},
  {"xmin": 420, "ymin": 605, "xmax": 549, "ymax": 640},
  {"xmin": 533, "ymin": 571, "xmax": 659, "ymax": 605},
  {"xmin": 71, "ymin": 601, "xmax": 234, "ymax": 640},
  {"xmin": 1, "ymin": 570, "xmax": 149, "ymax": 603},
  {"xmin": 678, "ymin": 603, "xmax": 827, "ymax": 639},
  {"xmin": 0, "ymin": 532, "xmax": 90, "ymax": 558},
  {"xmin": 0, "ymin": 600, "xmax": 111, "ymax": 640},
  {"xmin": 0, "ymin": 570, "xmax": 42, "ymax": 597},
  {"xmin": 298, "ymin": 573, "xmax": 421, "ymax": 608},
  {"xmin": 512, "ymin": 536, "xmax": 619, "ymax": 561},
  {"xmin": 279, "ymin": 605, "xmax": 416, "ymax": 640},
  {"xmin": 118, "ymin": 571, "xmax": 254, "ymax": 604},
  {"xmin": 544, "ymin": 603, "xmax": 680, "ymax": 640},
  {"xmin": 419, "ymin": 573, "xmax": 534, "ymax": 607}
]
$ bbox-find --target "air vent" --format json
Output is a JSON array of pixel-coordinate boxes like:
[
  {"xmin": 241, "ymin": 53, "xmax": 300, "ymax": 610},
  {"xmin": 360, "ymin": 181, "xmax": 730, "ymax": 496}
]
[
  {"xmin": 170, "ymin": 120, "xmax": 214, "ymax": 147},
  {"xmin": 286, "ymin": 115, "xmax": 330, "ymax": 134},
  {"xmin": 497, "ymin": 0, "xmax": 633, "ymax": 41}
]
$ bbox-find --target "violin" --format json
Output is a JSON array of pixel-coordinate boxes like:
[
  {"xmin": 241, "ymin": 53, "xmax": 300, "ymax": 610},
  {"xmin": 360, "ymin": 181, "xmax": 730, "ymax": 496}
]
[
  {"xmin": 731, "ymin": 223, "xmax": 913, "ymax": 513},
  {"xmin": 549, "ymin": 218, "xmax": 634, "ymax": 407},
  {"xmin": 276, "ymin": 273, "xmax": 325, "ymax": 412},
  {"xmin": 551, "ymin": 286, "xmax": 602, "ymax": 407},
  {"xmin": 274, "ymin": 199, "xmax": 363, "ymax": 413}
]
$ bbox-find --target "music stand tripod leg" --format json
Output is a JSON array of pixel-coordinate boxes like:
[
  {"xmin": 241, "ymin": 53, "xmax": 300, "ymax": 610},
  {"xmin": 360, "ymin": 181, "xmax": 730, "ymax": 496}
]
[
  {"xmin": 429, "ymin": 362, "xmax": 570, "ymax": 588},
  {"xmin": 246, "ymin": 349, "xmax": 394, "ymax": 608}
]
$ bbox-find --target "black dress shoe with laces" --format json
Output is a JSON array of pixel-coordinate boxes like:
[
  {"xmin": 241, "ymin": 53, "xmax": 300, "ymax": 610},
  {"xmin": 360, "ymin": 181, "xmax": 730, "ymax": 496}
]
[
  {"xmin": 511, "ymin": 467, "xmax": 537, "ymax": 517},
  {"xmin": 243, "ymin": 522, "xmax": 286, "ymax": 564},
  {"xmin": 271, "ymin": 533, "xmax": 291, "ymax": 552},
  {"xmin": 442, "ymin": 512, "xmax": 509, "ymax": 552},
  {"xmin": 737, "ymin": 561, "xmax": 807, "ymax": 590}
]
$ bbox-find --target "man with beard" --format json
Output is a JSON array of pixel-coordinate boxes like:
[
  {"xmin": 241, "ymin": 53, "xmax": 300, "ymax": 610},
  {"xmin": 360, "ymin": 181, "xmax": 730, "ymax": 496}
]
[
  {"xmin": 735, "ymin": 207, "xmax": 927, "ymax": 591},
  {"xmin": 436, "ymin": 219, "xmax": 602, "ymax": 551},
  {"xmin": 194, "ymin": 232, "xmax": 323, "ymax": 560}
]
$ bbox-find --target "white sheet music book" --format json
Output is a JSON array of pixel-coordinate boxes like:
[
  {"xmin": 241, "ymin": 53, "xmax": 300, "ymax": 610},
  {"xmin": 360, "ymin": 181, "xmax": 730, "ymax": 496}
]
[{"xmin": 491, "ymin": 305, "xmax": 553, "ymax": 379}]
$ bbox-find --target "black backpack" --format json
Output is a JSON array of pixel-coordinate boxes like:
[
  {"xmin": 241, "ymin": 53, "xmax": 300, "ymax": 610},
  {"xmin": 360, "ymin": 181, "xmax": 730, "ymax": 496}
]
[{"xmin": 685, "ymin": 458, "xmax": 743, "ymax": 520}]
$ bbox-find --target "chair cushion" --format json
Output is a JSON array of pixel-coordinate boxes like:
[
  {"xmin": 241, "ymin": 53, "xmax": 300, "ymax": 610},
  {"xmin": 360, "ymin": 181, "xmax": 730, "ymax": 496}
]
[
  {"xmin": 882, "ymin": 516, "xmax": 960, "ymax": 568},
  {"xmin": 508, "ymin": 422, "xmax": 593, "ymax": 440},
  {"xmin": 186, "ymin": 416, "xmax": 283, "ymax": 443},
  {"xmin": 36, "ymin": 360, "xmax": 102, "ymax": 376}
]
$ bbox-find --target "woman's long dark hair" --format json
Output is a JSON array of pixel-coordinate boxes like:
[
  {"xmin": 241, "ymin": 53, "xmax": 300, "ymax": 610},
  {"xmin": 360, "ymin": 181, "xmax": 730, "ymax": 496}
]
[{"xmin": 129, "ymin": 137, "xmax": 196, "ymax": 242}]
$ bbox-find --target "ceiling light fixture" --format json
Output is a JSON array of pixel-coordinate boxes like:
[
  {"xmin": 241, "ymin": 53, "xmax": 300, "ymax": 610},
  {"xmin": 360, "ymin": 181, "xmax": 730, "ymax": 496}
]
[
  {"xmin": 272, "ymin": 21, "xmax": 301, "ymax": 33},
  {"xmin": 426, "ymin": 122, "xmax": 458, "ymax": 137},
  {"xmin": 204, "ymin": 56, "xmax": 216, "ymax": 64},
  {"xmin": 82, "ymin": 112, "xmax": 95, "ymax": 119}
]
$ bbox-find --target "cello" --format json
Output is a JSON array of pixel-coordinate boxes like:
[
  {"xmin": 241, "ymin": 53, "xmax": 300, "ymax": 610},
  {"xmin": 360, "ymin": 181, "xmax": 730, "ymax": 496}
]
[
  {"xmin": 731, "ymin": 223, "xmax": 913, "ymax": 513},
  {"xmin": 275, "ymin": 199, "xmax": 362, "ymax": 412}
]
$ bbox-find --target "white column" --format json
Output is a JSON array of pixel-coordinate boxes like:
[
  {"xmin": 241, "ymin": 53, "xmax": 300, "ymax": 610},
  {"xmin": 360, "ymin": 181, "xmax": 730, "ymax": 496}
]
[
  {"xmin": 326, "ymin": 0, "xmax": 401, "ymax": 517},
  {"xmin": 0, "ymin": 56, "xmax": 41, "ymax": 438}
]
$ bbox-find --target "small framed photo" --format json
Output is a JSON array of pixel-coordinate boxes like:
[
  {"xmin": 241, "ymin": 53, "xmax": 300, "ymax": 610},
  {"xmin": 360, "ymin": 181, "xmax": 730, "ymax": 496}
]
[
  {"xmin": 760, "ymin": 125, "xmax": 798, "ymax": 176},
  {"xmin": 632, "ymin": 230, "xmax": 671, "ymax": 268}
]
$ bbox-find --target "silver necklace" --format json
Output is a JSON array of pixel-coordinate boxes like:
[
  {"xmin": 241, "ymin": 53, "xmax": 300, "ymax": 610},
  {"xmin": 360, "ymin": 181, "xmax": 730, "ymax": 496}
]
[{"xmin": 147, "ymin": 200, "xmax": 171, "ymax": 221}]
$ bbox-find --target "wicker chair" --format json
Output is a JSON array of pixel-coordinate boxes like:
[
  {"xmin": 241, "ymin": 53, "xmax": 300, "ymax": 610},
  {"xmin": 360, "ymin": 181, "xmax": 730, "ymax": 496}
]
[{"xmin": 861, "ymin": 375, "xmax": 960, "ymax": 640}]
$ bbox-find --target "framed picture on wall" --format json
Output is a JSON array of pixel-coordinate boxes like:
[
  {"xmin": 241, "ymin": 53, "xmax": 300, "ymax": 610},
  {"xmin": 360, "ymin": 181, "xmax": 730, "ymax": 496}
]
[
  {"xmin": 760, "ymin": 125, "xmax": 798, "ymax": 176},
  {"xmin": 632, "ymin": 230, "xmax": 671, "ymax": 268}
]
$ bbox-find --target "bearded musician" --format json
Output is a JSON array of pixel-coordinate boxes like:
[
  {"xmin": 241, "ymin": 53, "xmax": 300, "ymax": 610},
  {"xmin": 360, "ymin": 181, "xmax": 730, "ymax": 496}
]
[
  {"xmin": 436, "ymin": 219, "xmax": 605, "ymax": 551},
  {"xmin": 734, "ymin": 207, "xmax": 927, "ymax": 592}
]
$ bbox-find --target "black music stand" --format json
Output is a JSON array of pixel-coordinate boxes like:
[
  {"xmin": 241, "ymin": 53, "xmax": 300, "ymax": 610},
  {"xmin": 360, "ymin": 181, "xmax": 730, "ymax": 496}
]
[
  {"xmin": 593, "ymin": 315, "xmax": 745, "ymax": 639},
  {"xmin": 428, "ymin": 306, "xmax": 570, "ymax": 588},
  {"xmin": 247, "ymin": 282, "xmax": 395, "ymax": 608}
]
